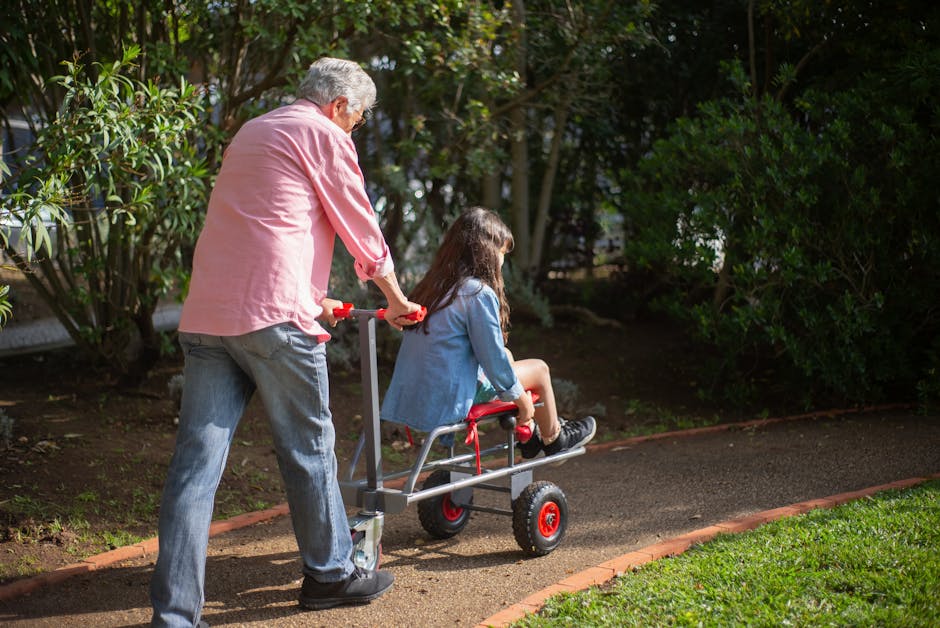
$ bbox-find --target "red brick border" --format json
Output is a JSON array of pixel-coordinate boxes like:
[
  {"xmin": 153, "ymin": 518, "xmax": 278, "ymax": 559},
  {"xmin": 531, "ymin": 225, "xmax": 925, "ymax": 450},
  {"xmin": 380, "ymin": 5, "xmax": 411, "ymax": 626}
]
[
  {"xmin": 0, "ymin": 502, "xmax": 291, "ymax": 602},
  {"xmin": 475, "ymin": 472, "xmax": 939, "ymax": 627}
]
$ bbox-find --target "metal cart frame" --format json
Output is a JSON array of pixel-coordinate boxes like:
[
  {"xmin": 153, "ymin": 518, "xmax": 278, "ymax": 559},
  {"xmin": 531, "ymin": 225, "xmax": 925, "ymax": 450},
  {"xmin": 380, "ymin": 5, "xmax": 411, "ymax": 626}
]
[{"xmin": 337, "ymin": 308, "xmax": 587, "ymax": 567}]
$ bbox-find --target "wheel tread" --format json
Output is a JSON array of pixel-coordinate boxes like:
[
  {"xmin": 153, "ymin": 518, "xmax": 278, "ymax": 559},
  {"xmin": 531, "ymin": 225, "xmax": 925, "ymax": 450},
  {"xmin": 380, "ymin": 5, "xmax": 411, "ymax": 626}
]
[
  {"xmin": 512, "ymin": 480, "xmax": 568, "ymax": 556},
  {"xmin": 417, "ymin": 469, "xmax": 473, "ymax": 539}
]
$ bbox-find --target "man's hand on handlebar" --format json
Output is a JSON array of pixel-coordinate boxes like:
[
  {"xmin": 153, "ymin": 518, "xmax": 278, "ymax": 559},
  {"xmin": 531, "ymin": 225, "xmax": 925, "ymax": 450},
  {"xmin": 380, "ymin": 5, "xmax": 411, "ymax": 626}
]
[{"xmin": 318, "ymin": 296, "xmax": 345, "ymax": 328}]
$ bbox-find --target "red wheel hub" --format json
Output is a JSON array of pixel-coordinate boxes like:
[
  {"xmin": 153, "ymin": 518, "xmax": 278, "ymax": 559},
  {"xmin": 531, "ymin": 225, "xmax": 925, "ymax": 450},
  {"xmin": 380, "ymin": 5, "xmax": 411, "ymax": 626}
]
[
  {"xmin": 442, "ymin": 495, "xmax": 463, "ymax": 521},
  {"xmin": 537, "ymin": 501, "xmax": 560, "ymax": 537}
]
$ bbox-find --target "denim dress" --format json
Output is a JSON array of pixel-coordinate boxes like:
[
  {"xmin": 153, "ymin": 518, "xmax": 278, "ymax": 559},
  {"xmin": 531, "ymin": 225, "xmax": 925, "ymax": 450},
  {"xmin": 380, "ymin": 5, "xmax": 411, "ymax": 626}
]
[{"xmin": 380, "ymin": 278, "xmax": 525, "ymax": 432}]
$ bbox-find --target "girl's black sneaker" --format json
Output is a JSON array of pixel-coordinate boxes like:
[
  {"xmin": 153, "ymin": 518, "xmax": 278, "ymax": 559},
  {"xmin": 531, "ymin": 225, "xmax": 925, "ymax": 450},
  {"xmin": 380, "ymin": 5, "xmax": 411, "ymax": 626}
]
[
  {"xmin": 516, "ymin": 423, "xmax": 543, "ymax": 459},
  {"xmin": 543, "ymin": 416, "xmax": 596, "ymax": 456}
]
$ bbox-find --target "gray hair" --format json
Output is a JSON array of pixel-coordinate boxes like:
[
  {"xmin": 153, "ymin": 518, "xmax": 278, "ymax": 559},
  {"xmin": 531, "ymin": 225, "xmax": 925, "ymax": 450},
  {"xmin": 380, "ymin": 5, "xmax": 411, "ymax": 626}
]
[{"xmin": 298, "ymin": 57, "xmax": 376, "ymax": 114}]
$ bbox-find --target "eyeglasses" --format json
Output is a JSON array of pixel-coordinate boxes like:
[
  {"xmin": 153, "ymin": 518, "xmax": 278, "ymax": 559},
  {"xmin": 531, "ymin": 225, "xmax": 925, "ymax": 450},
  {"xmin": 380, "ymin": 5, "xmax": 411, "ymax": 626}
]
[{"xmin": 352, "ymin": 108, "xmax": 371, "ymax": 132}]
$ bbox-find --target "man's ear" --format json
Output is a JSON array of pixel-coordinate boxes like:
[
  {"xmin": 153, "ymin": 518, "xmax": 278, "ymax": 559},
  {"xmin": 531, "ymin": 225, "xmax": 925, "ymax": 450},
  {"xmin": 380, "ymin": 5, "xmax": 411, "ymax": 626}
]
[
  {"xmin": 332, "ymin": 96, "xmax": 349, "ymax": 116},
  {"xmin": 321, "ymin": 97, "xmax": 347, "ymax": 120}
]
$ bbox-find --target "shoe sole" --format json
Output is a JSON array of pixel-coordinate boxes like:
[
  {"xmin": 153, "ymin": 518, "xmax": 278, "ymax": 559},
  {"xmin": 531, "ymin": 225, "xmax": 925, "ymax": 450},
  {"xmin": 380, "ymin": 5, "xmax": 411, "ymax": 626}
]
[{"xmin": 299, "ymin": 583, "xmax": 393, "ymax": 610}]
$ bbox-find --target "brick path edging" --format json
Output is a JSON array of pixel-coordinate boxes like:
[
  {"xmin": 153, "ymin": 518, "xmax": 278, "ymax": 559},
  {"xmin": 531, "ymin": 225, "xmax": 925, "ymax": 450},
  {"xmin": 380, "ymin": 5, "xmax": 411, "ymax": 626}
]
[
  {"xmin": 0, "ymin": 503, "xmax": 290, "ymax": 602},
  {"xmin": 476, "ymin": 472, "xmax": 940, "ymax": 628},
  {"xmin": 0, "ymin": 402, "xmax": 920, "ymax": 604}
]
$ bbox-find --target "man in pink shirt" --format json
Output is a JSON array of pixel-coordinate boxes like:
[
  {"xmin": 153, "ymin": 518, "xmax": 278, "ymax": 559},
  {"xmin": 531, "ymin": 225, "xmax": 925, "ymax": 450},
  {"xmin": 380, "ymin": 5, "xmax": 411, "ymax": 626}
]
[{"xmin": 151, "ymin": 58, "xmax": 421, "ymax": 627}]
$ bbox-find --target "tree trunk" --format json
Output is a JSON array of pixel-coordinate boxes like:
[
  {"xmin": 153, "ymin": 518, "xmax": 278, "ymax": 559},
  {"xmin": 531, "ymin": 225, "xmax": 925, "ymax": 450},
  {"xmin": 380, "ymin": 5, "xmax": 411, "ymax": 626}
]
[
  {"xmin": 482, "ymin": 171, "xmax": 501, "ymax": 211},
  {"xmin": 121, "ymin": 305, "xmax": 161, "ymax": 387},
  {"xmin": 509, "ymin": 106, "xmax": 530, "ymax": 271},
  {"xmin": 509, "ymin": 0, "xmax": 531, "ymax": 272},
  {"xmin": 531, "ymin": 95, "xmax": 571, "ymax": 274}
]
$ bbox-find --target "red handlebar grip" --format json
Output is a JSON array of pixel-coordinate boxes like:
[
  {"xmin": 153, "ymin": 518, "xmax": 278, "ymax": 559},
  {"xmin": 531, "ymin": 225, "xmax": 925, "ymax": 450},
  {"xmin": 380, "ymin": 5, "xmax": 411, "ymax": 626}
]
[
  {"xmin": 332, "ymin": 302, "xmax": 354, "ymax": 319},
  {"xmin": 377, "ymin": 306, "xmax": 427, "ymax": 322}
]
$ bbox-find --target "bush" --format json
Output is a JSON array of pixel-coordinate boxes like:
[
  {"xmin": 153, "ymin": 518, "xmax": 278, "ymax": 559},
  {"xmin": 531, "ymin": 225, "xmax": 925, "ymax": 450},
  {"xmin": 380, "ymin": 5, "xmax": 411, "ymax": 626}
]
[
  {"xmin": 1, "ymin": 47, "xmax": 208, "ymax": 382},
  {"xmin": 623, "ymin": 58, "xmax": 940, "ymax": 406}
]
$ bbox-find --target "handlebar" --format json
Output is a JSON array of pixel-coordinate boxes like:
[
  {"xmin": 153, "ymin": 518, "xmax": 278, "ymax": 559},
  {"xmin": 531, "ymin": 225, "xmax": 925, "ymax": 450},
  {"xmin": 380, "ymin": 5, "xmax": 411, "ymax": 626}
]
[
  {"xmin": 332, "ymin": 303, "xmax": 354, "ymax": 319},
  {"xmin": 332, "ymin": 303, "xmax": 426, "ymax": 322}
]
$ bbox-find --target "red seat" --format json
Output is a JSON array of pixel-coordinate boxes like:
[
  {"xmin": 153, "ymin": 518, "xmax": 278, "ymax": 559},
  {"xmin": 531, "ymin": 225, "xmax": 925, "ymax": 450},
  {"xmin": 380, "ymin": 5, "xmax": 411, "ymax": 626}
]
[
  {"xmin": 463, "ymin": 392, "xmax": 540, "ymax": 475},
  {"xmin": 466, "ymin": 392, "xmax": 540, "ymax": 421}
]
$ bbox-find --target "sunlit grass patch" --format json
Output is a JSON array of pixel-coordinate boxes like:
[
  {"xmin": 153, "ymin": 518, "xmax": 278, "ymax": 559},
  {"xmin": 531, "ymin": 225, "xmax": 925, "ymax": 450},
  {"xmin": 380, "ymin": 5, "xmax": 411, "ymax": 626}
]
[{"xmin": 516, "ymin": 480, "xmax": 940, "ymax": 627}]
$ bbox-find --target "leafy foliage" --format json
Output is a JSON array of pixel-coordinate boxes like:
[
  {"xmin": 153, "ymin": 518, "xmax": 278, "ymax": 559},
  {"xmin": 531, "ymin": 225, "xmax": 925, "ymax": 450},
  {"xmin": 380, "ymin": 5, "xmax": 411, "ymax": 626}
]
[
  {"xmin": 0, "ymin": 284, "xmax": 10, "ymax": 328},
  {"xmin": 1, "ymin": 47, "xmax": 208, "ymax": 380},
  {"xmin": 622, "ymin": 49, "xmax": 940, "ymax": 404},
  {"xmin": 0, "ymin": 158, "xmax": 13, "ymax": 327},
  {"xmin": 1, "ymin": 0, "xmax": 936, "ymax": 408}
]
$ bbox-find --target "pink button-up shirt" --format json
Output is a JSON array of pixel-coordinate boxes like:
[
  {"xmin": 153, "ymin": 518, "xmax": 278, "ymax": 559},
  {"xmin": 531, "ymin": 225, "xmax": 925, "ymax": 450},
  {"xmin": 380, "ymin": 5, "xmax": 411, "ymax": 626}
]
[{"xmin": 178, "ymin": 99, "xmax": 394, "ymax": 341}]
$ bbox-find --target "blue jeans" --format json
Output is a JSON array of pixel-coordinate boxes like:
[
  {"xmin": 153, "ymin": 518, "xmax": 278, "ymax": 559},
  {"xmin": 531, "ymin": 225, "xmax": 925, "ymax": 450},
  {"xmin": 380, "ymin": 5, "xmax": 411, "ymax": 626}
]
[{"xmin": 150, "ymin": 323, "xmax": 354, "ymax": 627}]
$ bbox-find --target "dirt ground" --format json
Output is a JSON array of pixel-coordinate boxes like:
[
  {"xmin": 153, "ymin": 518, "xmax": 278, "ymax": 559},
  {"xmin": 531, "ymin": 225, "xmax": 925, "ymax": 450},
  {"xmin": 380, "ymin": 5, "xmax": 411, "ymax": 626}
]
[{"xmin": 0, "ymin": 273, "xmax": 779, "ymax": 586}]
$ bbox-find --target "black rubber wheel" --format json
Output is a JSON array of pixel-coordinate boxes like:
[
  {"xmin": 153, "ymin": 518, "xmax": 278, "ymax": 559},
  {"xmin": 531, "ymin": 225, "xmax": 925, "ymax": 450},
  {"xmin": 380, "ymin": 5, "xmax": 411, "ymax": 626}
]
[
  {"xmin": 512, "ymin": 481, "xmax": 568, "ymax": 556},
  {"xmin": 417, "ymin": 469, "xmax": 473, "ymax": 539}
]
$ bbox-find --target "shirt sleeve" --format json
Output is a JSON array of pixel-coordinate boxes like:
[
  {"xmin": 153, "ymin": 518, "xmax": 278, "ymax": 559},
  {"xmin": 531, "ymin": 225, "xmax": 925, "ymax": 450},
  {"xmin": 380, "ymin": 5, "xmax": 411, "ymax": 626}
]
[
  {"xmin": 312, "ymin": 134, "xmax": 394, "ymax": 281},
  {"xmin": 463, "ymin": 286, "xmax": 525, "ymax": 401}
]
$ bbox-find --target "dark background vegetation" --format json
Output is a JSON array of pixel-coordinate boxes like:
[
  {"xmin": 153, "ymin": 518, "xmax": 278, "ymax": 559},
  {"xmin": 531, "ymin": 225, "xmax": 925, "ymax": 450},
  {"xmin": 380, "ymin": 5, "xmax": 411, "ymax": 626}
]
[{"xmin": 4, "ymin": 0, "xmax": 938, "ymax": 408}]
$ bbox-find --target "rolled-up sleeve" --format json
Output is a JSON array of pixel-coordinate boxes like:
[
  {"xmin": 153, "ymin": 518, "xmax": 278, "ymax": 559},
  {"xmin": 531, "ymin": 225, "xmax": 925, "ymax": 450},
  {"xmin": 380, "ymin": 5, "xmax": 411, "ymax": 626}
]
[
  {"xmin": 464, "ymin": 288, "xmax": 524, "ymax": 401},
  {"xmin": 313, "ymin": 134, "xmax": 394, "ymax": 281}
]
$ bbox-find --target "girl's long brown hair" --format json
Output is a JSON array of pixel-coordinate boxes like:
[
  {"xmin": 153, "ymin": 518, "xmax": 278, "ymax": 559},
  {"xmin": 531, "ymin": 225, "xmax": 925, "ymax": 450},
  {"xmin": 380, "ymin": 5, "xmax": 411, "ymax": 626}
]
[{"xmin": 409, "ymin": 207, "xmax": 514, "ymax": 339}]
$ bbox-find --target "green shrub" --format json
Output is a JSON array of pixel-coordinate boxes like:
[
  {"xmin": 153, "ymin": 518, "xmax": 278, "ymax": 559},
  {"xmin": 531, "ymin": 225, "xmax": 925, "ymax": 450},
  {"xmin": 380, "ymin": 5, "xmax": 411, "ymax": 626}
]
[
  {"xmin": 505, "ymin": 262, "xmax": 553, "ymax": 328},
  {"xmin": 551, "ymin": 378, "xmax": 579, "ymax": 416},
  {"xmin": 623, "ymin": 58, "xmax": 940, "ymax": 405},
  {"xmin": 1, "ymin": 47, "xmax": 208, "ymax": 382}
]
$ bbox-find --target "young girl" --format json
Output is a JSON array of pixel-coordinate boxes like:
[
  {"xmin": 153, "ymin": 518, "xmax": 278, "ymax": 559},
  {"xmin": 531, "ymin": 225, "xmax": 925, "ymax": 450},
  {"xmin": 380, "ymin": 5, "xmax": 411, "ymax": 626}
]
[{"xmin": 380, "ymin": 207, "xmax": 595, "ymax": 458}]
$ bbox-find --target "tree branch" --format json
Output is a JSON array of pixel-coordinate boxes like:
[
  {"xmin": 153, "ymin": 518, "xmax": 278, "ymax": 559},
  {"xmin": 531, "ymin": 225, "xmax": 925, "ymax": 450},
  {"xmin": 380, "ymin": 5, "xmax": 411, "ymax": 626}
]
[{"xmin": 776, "ymin": 38, "xmax": 830, "ymax": 102}]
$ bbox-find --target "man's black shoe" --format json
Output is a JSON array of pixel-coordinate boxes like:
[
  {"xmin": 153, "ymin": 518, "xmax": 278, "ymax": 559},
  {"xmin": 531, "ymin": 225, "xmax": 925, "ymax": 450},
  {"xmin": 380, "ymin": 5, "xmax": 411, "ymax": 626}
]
[
  {"xmin": 543, "ymin": 416, "xmax": 596, "ymax": 456},
  {"xmin": 299, "ymin": 566, "xmax": 393, "ymax": 610}
]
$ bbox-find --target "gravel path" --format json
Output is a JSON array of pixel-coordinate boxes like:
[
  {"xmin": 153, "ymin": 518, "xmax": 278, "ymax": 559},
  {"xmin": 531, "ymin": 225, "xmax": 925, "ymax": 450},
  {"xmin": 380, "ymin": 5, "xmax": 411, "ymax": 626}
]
[{"xmin": 2, "ymin": 410, "xmax": 938, "ymax": 627}]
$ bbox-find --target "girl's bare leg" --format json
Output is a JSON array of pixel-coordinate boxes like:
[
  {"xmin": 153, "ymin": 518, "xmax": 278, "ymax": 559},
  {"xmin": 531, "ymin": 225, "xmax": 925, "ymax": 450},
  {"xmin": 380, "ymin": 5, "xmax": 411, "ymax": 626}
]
[{"xmin": 512, "ymin": 358, "xmax": 560, "ymax": 442}]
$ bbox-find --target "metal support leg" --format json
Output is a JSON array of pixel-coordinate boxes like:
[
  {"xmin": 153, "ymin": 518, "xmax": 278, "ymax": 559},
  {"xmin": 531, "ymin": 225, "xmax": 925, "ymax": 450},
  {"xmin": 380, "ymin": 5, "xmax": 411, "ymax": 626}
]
[{"xmin": 359, "ymin": 315, "xmax": 383, "ymax": 511}]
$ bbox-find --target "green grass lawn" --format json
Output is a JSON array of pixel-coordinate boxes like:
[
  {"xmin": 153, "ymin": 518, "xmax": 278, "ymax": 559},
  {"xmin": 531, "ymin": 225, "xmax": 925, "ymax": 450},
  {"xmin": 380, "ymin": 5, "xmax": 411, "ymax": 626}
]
[{"xmin": 515, "ymin": 480, "xmax": 940, "ymax": 627}]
